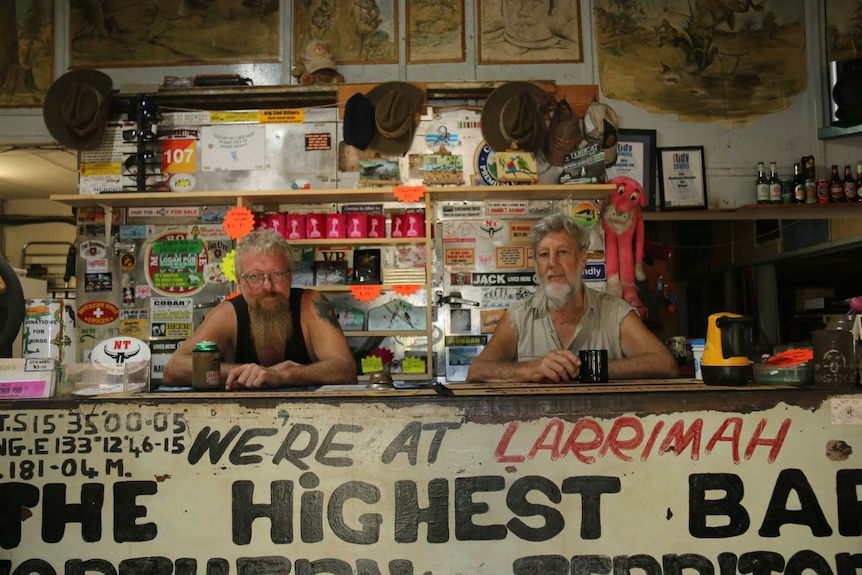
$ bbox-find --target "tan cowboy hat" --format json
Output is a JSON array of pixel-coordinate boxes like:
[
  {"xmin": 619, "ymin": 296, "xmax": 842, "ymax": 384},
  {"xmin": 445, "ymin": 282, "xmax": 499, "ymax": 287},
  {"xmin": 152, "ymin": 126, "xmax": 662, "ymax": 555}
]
[
  {"xmin": 584, "ymin": 100, "xmax": 620, "ymax": 166},
  {"xmin": 481, "ymin": 81, "xmax": 550, "ymax": 155},
  {"xmin": 43, "ymin": 69, "xmax": 113, "ymax": 151},
  {"xmin": 366, "ymin": 82, "xmax": 425, "ymax": 156}
]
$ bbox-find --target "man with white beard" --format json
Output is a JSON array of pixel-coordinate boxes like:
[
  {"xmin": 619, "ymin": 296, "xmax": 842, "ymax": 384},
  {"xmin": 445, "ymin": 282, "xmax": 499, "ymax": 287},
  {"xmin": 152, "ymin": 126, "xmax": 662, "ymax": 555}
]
[
  {"xmin": 164, "ymin": 230, "xmax": 356, "ymax": 389},
  {"xmin": 466, "ymin": 214, "xmax": 677, "ymax": 383}
]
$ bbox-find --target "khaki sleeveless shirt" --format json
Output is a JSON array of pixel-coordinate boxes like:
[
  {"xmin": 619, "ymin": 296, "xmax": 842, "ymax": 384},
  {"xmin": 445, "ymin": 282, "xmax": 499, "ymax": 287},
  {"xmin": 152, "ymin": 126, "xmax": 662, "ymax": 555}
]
[{"xmin": 508, "ymin": 286, "xmax": 633, "ymax": 362}]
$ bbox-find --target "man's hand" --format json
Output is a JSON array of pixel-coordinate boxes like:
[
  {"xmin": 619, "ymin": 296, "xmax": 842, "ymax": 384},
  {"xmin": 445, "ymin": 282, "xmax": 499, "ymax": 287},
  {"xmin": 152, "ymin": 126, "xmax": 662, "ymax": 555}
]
[
  {"xmin": 531, "ymin": 349, "xmax": 581, "ymax": 383},
  {"xmin": 226, "ymin": 363, "xmax": 287, "ymax": 389}
]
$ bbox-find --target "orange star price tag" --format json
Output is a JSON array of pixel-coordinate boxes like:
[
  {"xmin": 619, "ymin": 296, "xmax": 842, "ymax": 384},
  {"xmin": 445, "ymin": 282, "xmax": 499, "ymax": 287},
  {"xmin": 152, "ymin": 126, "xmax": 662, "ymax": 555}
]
[
  {"xmin": 393, "ymin": 186, "xmax": 426, "ymax": 203},
  {"xmin": 350, "ymin": 284, "xmax": 383, "ymax": 302},
  {"xmin": 223, "ymin": 207, "xmax": 256, "ymax": 240},
  {"xmin": 393, "ymin": 284, "xmax": 420, "ymax": 296}
]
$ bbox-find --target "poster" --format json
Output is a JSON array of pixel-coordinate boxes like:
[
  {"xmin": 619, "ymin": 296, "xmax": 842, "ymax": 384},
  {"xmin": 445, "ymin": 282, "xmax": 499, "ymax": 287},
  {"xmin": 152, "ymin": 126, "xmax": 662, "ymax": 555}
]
[{"xmin": 1, "ymin": 396, "xmax": 860, "ymax": 573}]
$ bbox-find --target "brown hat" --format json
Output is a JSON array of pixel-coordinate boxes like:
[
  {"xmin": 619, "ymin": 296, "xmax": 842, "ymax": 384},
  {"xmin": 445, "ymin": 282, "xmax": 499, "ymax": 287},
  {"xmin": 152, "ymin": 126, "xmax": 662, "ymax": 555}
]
[
  {"xmin": 43, "ymin": 69, "xmax": 113, "ymax": 151},
  {"xmin": 584, "ymin": 101, "xmax": 620, "ymax": 166},
  {"xmin": 481, "ymin": 82, "xmax": 550, "ymax": 155},
  {"xmin": 545, "ymin": 98, "xmax": 583, "ymax": 167},
  {"xmin": 366, "ymin": 82, "xmax": 425, "ymax": 156}
]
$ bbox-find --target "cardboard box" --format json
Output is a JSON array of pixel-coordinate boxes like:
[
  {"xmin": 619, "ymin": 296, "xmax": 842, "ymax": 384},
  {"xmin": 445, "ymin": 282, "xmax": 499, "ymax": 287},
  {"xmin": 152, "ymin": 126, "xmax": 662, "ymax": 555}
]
[{"xmin": 795, "ymin": 288, "xmax": 835, "ymax": 311}]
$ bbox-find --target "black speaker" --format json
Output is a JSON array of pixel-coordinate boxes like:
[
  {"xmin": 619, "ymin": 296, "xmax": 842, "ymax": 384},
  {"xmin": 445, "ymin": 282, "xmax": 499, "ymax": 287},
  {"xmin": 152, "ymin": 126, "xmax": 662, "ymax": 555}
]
[{"xmin": 830, "ymin": 58, "xmax": 862, "ymax": 126}]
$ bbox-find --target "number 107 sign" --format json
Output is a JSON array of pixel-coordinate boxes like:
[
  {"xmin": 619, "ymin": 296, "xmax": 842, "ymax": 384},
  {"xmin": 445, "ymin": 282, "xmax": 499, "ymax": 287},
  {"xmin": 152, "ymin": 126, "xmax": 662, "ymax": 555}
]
[{"xmin": 162, "ymin": 139, "xmax": 197, "ymax": 174}]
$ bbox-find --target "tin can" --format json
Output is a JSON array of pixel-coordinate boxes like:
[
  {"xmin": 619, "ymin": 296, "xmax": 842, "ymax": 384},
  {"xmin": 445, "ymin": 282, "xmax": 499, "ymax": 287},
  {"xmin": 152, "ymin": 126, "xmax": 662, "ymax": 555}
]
[
  {"xmin": 193, "ymin": 341, "xmax": 221, "ymax": 389},
  {"xmin": 804, "ymin": 179, "xmax": 816, "ymax": 204},
  {"xmin": 816, "ymin": 180, "xmax": 830, "ymax": 204}
]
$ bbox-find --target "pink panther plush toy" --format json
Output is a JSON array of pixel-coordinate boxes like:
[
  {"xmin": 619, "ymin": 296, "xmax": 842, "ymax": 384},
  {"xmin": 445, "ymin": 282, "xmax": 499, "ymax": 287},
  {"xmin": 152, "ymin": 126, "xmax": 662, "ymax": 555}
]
[{"xmin": 603, "ymin": 176, "xmax": 647, "ymax": 317}]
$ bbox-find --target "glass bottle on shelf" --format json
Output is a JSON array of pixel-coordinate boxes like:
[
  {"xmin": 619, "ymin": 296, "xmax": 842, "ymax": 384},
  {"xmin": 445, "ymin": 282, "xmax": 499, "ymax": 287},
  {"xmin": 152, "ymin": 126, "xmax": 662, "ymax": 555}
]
[
  {"xmin": 830, "ymin": 164, "xmax": 844, "ymax": 203},
  {"xmin": 755, "ymin": 161, "xmax": 769, "ymax": 204},
  {"xmin": 793, "ymin": 162, "xmax": 805, "ymax": 203},
  {"xmin": 768, "ymin": 161, "xmax": 782, "ymax": 203},
  {"xmin": 855, "ymin": 162, "xmax": 862, "ymax": 202},
  {"xmin": 843, "ymin": 164, "xmax": 857, "ymax": 203}
]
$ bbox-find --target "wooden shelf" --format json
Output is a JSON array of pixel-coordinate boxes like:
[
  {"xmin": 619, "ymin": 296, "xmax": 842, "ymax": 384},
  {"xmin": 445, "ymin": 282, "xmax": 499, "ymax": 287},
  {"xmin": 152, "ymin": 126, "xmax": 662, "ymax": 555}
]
[
  {"xmin": 51, "ymin": 184, "xmax": 617, "ymax": 209},
  {"xmin": 818, "ymin": 123, "xmax": 862, "ymax": 140},
  {"xmin": 644, "ymin": 203, "xmax": 862, "ymax": 221}
]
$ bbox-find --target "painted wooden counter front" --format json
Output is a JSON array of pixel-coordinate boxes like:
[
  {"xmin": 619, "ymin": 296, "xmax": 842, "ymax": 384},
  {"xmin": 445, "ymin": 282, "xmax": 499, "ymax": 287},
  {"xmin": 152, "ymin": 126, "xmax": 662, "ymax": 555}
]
[{"xmin": 1, "ymin": 382, "xmax": 861, "ymax": 575}]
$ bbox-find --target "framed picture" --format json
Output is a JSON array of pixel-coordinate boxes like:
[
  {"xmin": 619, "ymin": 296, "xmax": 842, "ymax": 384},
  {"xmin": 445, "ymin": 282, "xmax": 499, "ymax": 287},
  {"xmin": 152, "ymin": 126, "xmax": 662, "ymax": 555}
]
[
  {"xmin": 605, "ymin": 129, "xmax": 657, "ymax": 211},
  {"xmin": 1, "ymin": 0, "xmax": 53, "ymax": 107},
  {"xmin": 314, "ymin": 260, "xmax": 348, "ymax": 286},
  {"xmin": 657, "ymin": 146, "xmax": 708, "ymax": 210},
  {"xmin": 478, "ymin": 0, "xmax": 582, "ymax": 64},
  {"xmin": 294, "ymin": 0, "xmax": 397, "ymax": 66},
  {"xmin": 407, "ymin": 0, "xmax": 465, "ymax": 63},
  {"xmin": 70, "ymin": 2, "xmax": 279, "ymax": 68}
]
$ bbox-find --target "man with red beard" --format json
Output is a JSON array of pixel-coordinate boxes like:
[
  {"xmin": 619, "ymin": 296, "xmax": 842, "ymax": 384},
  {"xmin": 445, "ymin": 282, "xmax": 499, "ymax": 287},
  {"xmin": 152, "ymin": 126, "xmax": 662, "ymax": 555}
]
[
  {"xmin": 466, "ymin": 214, "xmax": 677, "ymax": 383},
  {"xmin": 164, "ymin": 230, "xmax": 356, "ymax": 389}
]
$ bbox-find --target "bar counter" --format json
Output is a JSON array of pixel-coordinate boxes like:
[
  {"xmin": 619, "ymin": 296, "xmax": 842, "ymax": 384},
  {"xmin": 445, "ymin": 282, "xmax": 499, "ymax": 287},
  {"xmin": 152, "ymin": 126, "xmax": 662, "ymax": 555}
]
[{"xmin": 2, "ymin": 380, "xmax": 860, "ymax": 574}]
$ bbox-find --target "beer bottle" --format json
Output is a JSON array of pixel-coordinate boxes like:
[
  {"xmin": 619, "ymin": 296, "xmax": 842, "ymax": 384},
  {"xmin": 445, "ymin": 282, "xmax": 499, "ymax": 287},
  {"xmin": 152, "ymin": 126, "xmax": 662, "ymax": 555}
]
[
  {"xmin": 843, "ymin": 164, "xmax": 857, "ymax": 203},
  {"xmin": 756, "ymin": 161, "xmax": 769, "ymax": 204},
  {"xmin": 829, "ymin": 164, "xmax": 844, "ymax": 203},
  {"xmin": 792, "ymin": 162, "xmax": 805, "ymax": 203},
  {"xmin": 855, "ymin": 162, "xmax": 862, "ymax": 202},
  {"xmin": 768, "ymin": 162, "xmax": 781, "ymax": 203}
]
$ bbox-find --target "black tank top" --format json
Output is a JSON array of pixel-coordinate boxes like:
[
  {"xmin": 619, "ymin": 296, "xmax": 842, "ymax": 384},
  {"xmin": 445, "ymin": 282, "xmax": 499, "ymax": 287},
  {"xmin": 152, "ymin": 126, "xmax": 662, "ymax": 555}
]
[{"xmin": 228, "ymin": 288, "xmax": 311, "ymax": 365}]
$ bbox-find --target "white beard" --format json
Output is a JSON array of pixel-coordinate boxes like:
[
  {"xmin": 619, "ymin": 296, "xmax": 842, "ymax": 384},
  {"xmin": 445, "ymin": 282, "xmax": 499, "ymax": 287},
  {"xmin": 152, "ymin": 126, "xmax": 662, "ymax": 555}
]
[{"xmin": 539, "ymin": 283, "xmax": 576, "ymax": 311}]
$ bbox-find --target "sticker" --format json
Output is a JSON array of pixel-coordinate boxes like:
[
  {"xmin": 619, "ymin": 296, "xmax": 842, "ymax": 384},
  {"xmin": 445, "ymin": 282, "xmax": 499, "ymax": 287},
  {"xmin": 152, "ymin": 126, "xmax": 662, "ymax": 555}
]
[
  {"xmin": 120, "ymin": 253, "xmax": 136, "ymax": 270},
  {"xmin": 508, "ymin": 221, "xmax": 532, "ymax": 244},
  {"xmin": 145, "ymin": 233, "xmax": 209, "ymax": 296},
  {"xmin": 444, "ymin": 247, "xmax": 475, "ymax": 270},
  {"xmin": 472, "ymin": 142, "xmax": 500, "ymax": 186},
  {"xmin": 77, "ymin": 301, "xmax": 120, "ymax": 326},
  {"xmin": 80, "ymin": 240, "xmax": 107, "ymax": 260},
  {"xmin": 424, "ymin": 123, "xmax": 459, "ymax": 152},
  {"xmin": 169, "ymin": 173, "xmax": 196, "ymax": 192},
  {"xmin": 162, "ymin": 139, "xmax": 196, "ymax": 173},
  {"xmin": 496, "ymin": 246, "xmax": 527, "ymax": 269},
  {"xmin": 573, "ymin": 202, "xmax": 600, "ymax": 227},
  {"xmin": 84, "ymin": 273, "xmax": 113, "ymax": 292},
  {"xmin": 472, "ymin": 272, "xmax": 537, "ymax": 286},
  {"xmin": 583, "ymin": 263, "xmax": 606, "ymax": 281},
  {"xmin": 91, "ymin": 336, "xmax": 151, "ymax": 375},
  {"xmin": 478, "ymin": 219, "xmax": 504, "ymax": 239}
]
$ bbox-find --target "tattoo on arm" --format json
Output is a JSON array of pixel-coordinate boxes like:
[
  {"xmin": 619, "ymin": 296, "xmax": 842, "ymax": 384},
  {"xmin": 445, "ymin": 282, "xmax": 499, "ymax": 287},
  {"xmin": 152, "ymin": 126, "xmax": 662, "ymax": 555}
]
[{"xmin": 313, "ymin": 294, "xmax": 341, "ymax": 329}]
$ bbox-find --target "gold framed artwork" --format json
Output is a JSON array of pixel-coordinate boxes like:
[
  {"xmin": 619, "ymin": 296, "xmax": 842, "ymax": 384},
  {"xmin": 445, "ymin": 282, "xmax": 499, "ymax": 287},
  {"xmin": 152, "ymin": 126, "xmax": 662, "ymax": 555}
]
[
  {"xmin": 69, "ymin": 1, "xmax": 279, "ymax": 68},
  {"xmin": 0, "ymin": 0, "xmax": 53, "ymax": 108},
  {"xmin": 826, "ymin": 0, "xmax": 862, "ymax": 62},
  {"xmin": 294, "ymin": 0, "xmax": 398, "ymax": 65},
  {"xmin": 477, "ymin": 0, "xmax": 582, "ymax": 64},
  {"xmin": 407, "ymin": 0, "xmax": 465, "ymax": 63}
]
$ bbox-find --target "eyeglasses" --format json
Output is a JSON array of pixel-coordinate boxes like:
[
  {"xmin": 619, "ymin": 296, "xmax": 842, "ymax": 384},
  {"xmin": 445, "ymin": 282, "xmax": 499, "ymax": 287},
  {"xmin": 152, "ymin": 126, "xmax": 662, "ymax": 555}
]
[{"xmin": 239, "ymin": 271, "xmax": 291, "ymax": 286}]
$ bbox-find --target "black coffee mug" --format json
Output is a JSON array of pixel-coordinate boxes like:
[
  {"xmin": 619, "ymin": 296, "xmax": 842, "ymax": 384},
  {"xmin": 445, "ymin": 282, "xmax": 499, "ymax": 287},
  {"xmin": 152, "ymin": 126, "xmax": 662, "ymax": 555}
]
[{"xmin": 579, "ymin": 349, "xmax": 609, "ymax": 383}]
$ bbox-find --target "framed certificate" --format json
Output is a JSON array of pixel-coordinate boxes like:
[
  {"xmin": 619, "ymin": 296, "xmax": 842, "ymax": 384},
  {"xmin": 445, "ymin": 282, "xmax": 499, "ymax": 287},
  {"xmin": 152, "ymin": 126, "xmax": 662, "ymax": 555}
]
[{"xmin": 657, "ymin": 146, "xmax": 708, "ymax": 210}]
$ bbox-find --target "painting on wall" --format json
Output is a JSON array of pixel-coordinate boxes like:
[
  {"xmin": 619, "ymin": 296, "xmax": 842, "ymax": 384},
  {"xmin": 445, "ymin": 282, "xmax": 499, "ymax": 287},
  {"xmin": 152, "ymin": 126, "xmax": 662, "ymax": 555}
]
[
  {"xmin": 593, "ymin": 0, "xmax": 806, "ymax": 124},
  {"xmin": 294, "ymin": 0, "xmax": 398, "ymax": 65},
  {"xmin": 825, "ymin": 0, "xmax": 862, "ymax": 62},
  {"xmin": 69, "ymin": 1, "xmax": 279, "ymax": 68},
  {"xmin": 0, "ymin": 0, "xmax": 53, "ymax": 108},
  {"xmin": 477, "ymin": 0, "xmax": 582, "ymax": 64},
  {"xmin": 407, "ymin": 0, "xmax": 465, "ymax": 63}
]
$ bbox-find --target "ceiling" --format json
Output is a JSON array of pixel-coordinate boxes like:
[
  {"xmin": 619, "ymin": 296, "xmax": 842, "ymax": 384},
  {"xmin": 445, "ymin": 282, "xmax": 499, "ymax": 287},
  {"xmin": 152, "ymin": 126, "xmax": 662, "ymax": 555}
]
[{"xmin": 0, "ymin": 146, "xmax": 78, "ymax": 201}]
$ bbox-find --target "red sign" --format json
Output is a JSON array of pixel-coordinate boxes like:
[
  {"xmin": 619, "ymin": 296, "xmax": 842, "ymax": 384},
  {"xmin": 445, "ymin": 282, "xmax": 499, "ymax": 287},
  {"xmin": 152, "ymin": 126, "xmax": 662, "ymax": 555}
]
[{"xmin": 77, "ymin": 301, "xmax": 120, "ymax": 325}]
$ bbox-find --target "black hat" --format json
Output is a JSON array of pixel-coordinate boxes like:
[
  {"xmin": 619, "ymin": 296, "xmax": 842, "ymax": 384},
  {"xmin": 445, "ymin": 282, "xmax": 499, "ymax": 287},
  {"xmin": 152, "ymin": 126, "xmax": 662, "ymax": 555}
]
[
  {"xmin": 481, "ymin": 81, "xmax": 549, "ymax": 155},
  {"xmin": 43, "ymin": 69, "xmax": 113, "ymax": 151},
  {"xmin": 366, "ymin": 82, "xmax": 425, "ymax": 156},
  {"xmin": 343, "ymin": 92, "xmax": 375, "ymax": 150}
]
